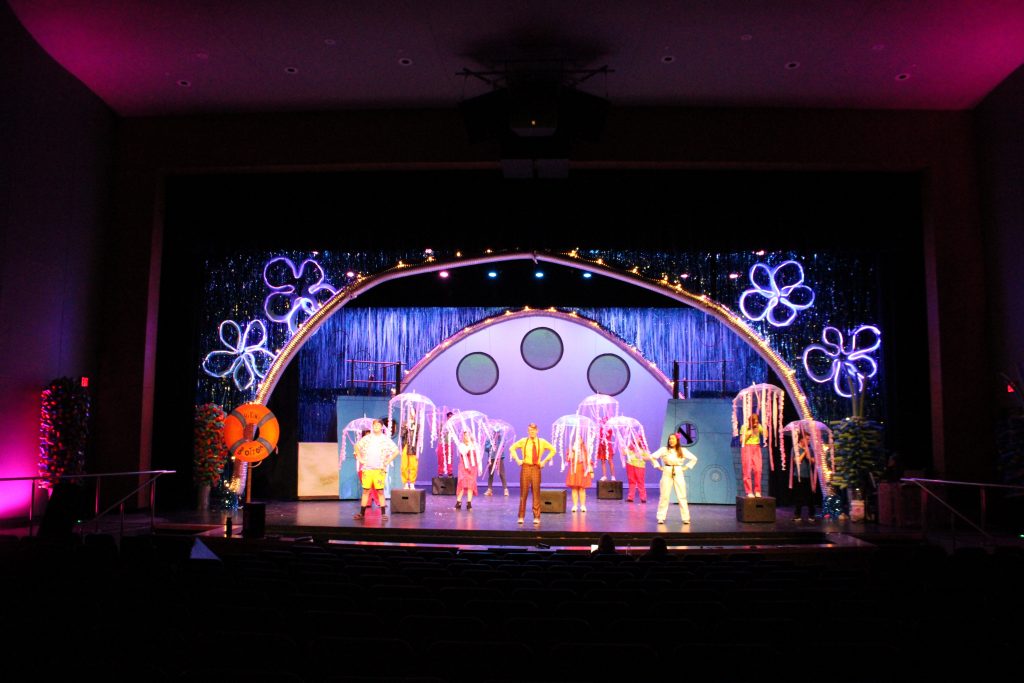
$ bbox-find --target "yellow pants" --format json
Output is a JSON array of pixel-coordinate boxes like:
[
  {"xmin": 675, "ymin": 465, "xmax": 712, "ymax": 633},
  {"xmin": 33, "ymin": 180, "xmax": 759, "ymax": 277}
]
[
  {"xmin": 360, "ymin": 469, "xmax": 386, "ymax": 490},
  {"xmin": 401, "ymin": 449, "xmax": 418, "ymax": 485}
]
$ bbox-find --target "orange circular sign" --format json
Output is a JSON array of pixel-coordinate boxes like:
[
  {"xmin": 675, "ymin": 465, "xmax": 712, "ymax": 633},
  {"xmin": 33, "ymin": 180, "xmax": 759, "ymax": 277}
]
[{"xmin": 223, "ymin": 403, "xmax": 280, "ymax": 463}]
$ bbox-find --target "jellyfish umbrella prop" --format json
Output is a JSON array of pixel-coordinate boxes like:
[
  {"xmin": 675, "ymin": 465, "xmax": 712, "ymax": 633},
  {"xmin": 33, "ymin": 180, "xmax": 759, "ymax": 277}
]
[
  {"xmin": 388, "ymin": 391, "xmax": 437, "ymax": 456},
  {"xmin": 577, "ymin": 394, "xmax": 620, "ymax": 466},
  {"xmin": 604, "ymin": 415, "xmax": 649, "ymax": 466},
  {"xmin": 485, "ymin": 418, "xmax": 516, "ymax": 477},
  {"xmin": 783, "ymin": 419, "xmax": 835, "ymax": 493},
  {"xmin": 551, "ymin": 414, "xmax": 598, "ymax": 472},
  {"xmin": 576, "ymin": 394, "xmax": 620, "ymax": 422},
  {"xmin": 731, "ymin": 383, "xmax": 786, "ymax": 470},
  {"xmin": 444, "ymin": 410, "xmax": 490, "ymax": 480},
  {"xmin": 340, "ymin": 417, "xmax": 376, "ymax": 466}
]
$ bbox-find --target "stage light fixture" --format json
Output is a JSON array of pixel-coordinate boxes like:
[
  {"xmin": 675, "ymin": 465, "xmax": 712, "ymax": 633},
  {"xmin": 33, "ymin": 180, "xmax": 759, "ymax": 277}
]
[
  {"xmin": 582, "ymin": 272, "xmax": 592, "ymax": 279},
  {"xmin": 535, "ymin": 271, "xmax": 545, "ymax": 279},
  {"xmin": 439, "ymin": 271, "xmax": 450, "ymax": 279},
  {"xmin": 487, "ymin": 271, "xmax": 498, "ymax": 278}
]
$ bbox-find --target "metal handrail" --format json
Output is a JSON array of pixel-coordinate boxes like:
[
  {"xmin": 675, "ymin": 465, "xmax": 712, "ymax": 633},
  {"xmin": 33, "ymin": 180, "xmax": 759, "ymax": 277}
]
[
  {"xmin": 0, "ymin": 470, "xmax": 175, "ymax": 537},
  {"xmin": 900, "ymin": 477, "xmax": 1024, "ymax": 548}
]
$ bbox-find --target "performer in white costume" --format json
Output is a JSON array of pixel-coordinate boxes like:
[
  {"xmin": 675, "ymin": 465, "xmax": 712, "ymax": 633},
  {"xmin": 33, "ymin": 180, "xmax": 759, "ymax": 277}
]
[{"xmin": 648, "ymin": 433, "xmax": 698, "ymax": 525}]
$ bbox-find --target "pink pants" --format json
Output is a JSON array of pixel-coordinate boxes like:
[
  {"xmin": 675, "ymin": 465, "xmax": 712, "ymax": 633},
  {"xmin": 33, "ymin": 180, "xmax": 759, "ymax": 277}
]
[
  {"xmin": 626, "ymin": 463, "xmax": 646, "ymax": 502},
  {"xmin": 741, "ymin": 444, "xmax": 763, "ymax": 495}
]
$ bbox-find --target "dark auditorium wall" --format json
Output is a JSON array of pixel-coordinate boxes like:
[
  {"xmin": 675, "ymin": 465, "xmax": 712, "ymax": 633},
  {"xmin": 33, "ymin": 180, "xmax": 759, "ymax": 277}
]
[
  {"xmin": 102, "ymin": 105, "xmax": 990, "ymax": 489},
  {"xmin": 0, "ymin": 3, "xmax": 114, "ymax": 516},
  {"xmin": 976, "ymin": 64, "xmax": 1024, "ymax": 414}
]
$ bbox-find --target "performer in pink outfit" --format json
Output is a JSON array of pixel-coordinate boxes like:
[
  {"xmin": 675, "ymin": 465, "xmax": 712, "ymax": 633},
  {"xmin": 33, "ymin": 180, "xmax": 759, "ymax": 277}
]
[
  {"xmin": 740, "ymin": 413, "xmax": 766, "ymax": 497},
  {"xmin": 565, "ymin": 437, "xmax": 594, "ymax": 513},
  {"xmin": 624, "ymin": 439, "xmax": 648, "ymax": 503},
  {"xmin": 454, "ymin": 430, "xmax": 480, "ymax": 510},
  {"xmin": 596, "ymin": 419, "xmax": 616, "ymax": 482}
]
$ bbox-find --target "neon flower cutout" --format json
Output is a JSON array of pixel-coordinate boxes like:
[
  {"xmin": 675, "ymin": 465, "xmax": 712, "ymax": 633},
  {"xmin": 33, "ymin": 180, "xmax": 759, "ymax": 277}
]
[
  {"xmin": 202, "ymin": 320, "xmax": 277, "ymax": 391},
  {"xmin": 263, "ymin": 257, "xmax": 338, "ymax": 334},
  {"xmin": 739, "ymin": 260, "xmax": 815, "ymax": 327},
  {"xmin": 802, "ymin": 325, "xmax": 881, "ymax": 397}
]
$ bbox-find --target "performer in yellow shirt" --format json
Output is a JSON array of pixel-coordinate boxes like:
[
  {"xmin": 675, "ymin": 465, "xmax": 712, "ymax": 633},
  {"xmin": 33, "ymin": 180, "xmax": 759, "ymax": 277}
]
[
  {"xmin": 509, "ymin": 423, "xmax": 555, "ymax": 526},
  {"xmin": 740, "ymin": 413, "xmax": 766, "ymax": 497}
]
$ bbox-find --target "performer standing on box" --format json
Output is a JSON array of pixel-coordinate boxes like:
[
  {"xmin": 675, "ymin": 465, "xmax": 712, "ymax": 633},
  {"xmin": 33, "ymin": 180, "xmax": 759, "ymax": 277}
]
[
  {"xmin": 650, "ymin": 433, "xmax": 698, "ymax": 525},
  {"xmin": 509, "ymin": 423, "xmax": 555, "ymax": 526},
  {"xmin": 436, "ymin": 411, "xmax": 454, "ymax": 477},
  {"xmin": 454, "ymin": 430, "xmax": 480, "ymax": 510},
  {"xmin": 790, "ymin": 430, "xmax": 819, "ymax": 523},
  {"xmin": 353, "ymin": 419, "xmax": 399, "ymax": 520},
  {"xmin": 624, "ymin": 438, "xmax": 649, "ymax": 503},
  {"xmin": 400, "ymin": 412, "xmax": 420, "ymax": 490},
  {"xmin": 484, "ymin": 427, "xmax": 508, "ymax": 497},
  {"xmin": 596, "ymin": 418, "xmax": 616, "ymax": 482},
  {"xmin": 565, "ymin": 436, "xmax": 594, "ymax": 513},
  {"xmin": 740, "ymin": 413, "xmax": 766, "ymax": 498}
]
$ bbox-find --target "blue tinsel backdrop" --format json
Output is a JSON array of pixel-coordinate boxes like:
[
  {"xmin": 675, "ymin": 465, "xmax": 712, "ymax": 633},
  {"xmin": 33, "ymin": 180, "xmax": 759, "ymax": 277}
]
[{"xmin": 194, "ymin": 248, "xmax": 883, "ymax": 440}]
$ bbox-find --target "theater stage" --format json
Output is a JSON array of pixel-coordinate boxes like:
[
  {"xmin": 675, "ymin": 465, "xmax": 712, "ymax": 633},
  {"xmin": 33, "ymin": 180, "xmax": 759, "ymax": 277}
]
[{"xmin": 163, "ymin": 487, "xmax": 880, "ymax": 560}]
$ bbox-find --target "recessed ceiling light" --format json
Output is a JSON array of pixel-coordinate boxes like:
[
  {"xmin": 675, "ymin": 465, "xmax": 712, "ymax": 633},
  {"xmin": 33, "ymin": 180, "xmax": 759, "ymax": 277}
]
[
  {"xmin": 661, "ymin": 55, "xmax": 675, "ymax": 64},
  {"xmin": 487, "ymin": 271, "xmax": 498, "ymax": 279},
  {"xmin": 535, "ymin": 271, "xmax": 544, "ymax": 279},
  {"xmin": 324, "ymin": 38, "xmax": 336, "ymax": 45},
  {"xmin": 398, "ymin": 57, "xmax": 413, "ymax": 66},
  {"xmin": 785, "ymin": 61, "xmax": 801, "ymax": 70},
  {"xmin": 582, "ymin": 272, "xmax": 592, "ymax": 279},
  {"xmin": 895, "ymin": 73, "xmax": 910, "ymax": 81},
  {"xmin": 284, "ymin": 66, "xmax": 299, "ymax": 74},
  {"xmin": 177, "ymin": 79, "xmax": 191, "ymax": 87},
  {"xmin": 439, "ymin": 271, "xmax": 450, "ymax": 279}
]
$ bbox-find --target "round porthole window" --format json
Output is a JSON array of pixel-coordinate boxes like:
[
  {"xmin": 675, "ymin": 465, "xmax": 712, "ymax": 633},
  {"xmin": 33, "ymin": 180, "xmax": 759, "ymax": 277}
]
[
  {"xmin": 456, "ymin": 352, "xmax": 499, "ymax": 395},
  {"xmin": 587, "ymin": 354, "xmax": 630, "ymax": 395},
  {"xmin": 520, "ymin": 327, "xmax": 563, "ymax": 370},
  {"xmin": 675, "ymin": 421, "xmax": 699, "ymax": 447}
]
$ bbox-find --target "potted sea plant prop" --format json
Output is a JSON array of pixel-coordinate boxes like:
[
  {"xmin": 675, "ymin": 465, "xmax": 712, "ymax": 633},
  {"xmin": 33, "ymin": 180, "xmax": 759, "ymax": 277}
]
[
  {"xmin": 193, "ymin": 403, "xmax": 230, "ymax": 510},
  {"xmin": 38, "ymin": 377, "xmax": 91, "ymax": 489},
  {"xmin": 803, "ymin": 325, "xmax": 885, "ymax": 521}
]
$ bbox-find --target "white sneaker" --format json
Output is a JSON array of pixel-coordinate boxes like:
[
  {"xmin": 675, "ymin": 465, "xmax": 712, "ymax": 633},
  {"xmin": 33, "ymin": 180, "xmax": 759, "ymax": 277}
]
[
  {"xmin": 747, "ymin": 493, "xmax": 755, "ymax": 498},
  {"xmin": 610, "ymin": 476, "xmax": 616, "ymax": 481},
  {"xmin": 682, "ymin": 519, "xmax": 690, "ymax": 524},
  {"xmin": 571, "ymin": 506, "xmax": 578, "ymax": 513},
  {"xmin": 600, "ymin": 476, "xmax": 607, "ymax": 482},
  {"xmin": 581, "ymin": 506, "xmax": 587, "ymax": 513},
  {"xmin": 503, "ymin": 489, "xmax": 509, "ymax": 496},
  {"xmin": 754, "ymin": 492, "xmax": 761, "ymax": 498}
]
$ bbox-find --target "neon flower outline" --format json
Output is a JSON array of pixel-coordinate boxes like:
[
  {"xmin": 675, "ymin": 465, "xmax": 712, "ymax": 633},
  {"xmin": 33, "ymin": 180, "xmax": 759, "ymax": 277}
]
[
  {"xmin": 802, "ymin": 325, "xmax": 881, "ymax": 398},
  {"xmin": 263, "ymin": 257, "xmax": 338, "ymax": 334},
  {"xmin": 739, "ymin": 260, "xmax": 815, "ymax": 327},
  {"xmin": 202, "ymin": 320, "xmax": 277, "ymax": 391}
]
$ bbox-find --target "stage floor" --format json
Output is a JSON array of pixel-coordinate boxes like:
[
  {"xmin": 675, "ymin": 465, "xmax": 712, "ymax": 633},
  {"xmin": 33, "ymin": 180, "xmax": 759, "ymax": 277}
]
[{"xmin": 162, "ymin": 486, "xmax": 885, "ymax": 557}]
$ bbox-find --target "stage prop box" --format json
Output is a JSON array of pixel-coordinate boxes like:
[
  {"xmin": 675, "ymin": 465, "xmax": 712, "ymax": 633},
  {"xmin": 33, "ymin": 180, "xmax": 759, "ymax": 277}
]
[
  {"xmin": 540, "ymin": 489, "xmax": 567, "ymax": 513},
  {"xmin": 597, "ymin": 480, "xmax": 623, "ymax": 500},
  {"xmin": 392, "ymin": 489, "xmax": 426, "ymax": 513},
  {"xmin": 736, "ymin": 495, "xmax": 776, "ymax": 522}
]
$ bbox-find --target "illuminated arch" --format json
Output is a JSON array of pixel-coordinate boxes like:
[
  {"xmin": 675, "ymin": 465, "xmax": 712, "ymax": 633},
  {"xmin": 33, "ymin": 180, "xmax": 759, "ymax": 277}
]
[{"xmin": 254, "ymin": 251, "xmax": 815, "ymax": 422}]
